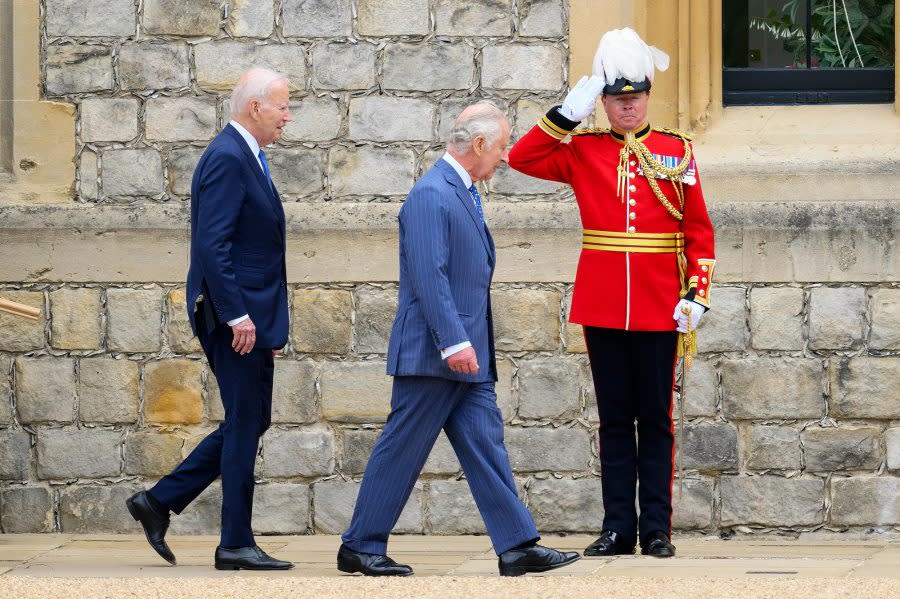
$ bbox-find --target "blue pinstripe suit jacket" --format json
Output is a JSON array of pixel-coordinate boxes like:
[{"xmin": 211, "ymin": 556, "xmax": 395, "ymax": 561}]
[{"xmin": 386, "ymin": 158, "xmax": 498, "ymax": 383}]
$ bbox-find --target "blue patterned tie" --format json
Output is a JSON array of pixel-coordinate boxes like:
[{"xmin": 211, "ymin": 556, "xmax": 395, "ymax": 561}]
[
  {"xmin": 258, "ymin": 150, "xmax": 274, "ymax": 194},
  {"xmin": 468, "ymin": 184, "xmax": 485, "ymax": 223}
]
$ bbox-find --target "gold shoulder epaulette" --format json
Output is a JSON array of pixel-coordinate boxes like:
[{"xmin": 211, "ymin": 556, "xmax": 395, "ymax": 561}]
[
  {"xmin": 570, "ymin": 128, "xmax": 610, "ymax": 137},
  {"xmin": 653, "ymin": 126, "xmax": 693, "ymax": 142}
]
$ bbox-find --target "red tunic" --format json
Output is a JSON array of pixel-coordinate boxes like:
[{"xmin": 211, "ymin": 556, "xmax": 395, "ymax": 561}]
[{"xmin": 508, "ymin": 112, "xmax": 716, "ymax": 332}]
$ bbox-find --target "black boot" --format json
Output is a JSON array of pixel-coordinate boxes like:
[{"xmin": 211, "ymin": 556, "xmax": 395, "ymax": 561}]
[
  {"xmin": 126, "ymin": 491, "xmax": 176, "ymax": 565},
  {"xmin": 583, "ymin": 530, "xmax": 635, "ymax": 556}
]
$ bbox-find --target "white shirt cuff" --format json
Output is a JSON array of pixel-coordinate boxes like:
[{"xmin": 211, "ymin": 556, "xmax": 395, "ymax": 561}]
[
  {"xmin": 441, "ymin": 341, "xmax": 472, "ymax": 360},
  {"xmin": 227, "ymin": 314, "xmax": 250, "ymax": 326}
]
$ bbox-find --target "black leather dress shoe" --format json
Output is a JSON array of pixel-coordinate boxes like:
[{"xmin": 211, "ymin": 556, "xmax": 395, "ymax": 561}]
[
  {"xmin": 126, "ymin": 491, "xmax": 176, "ymax": 565},
  {"xmin": 583, "ymin": 530, "xmax": 635, "ymax": 556},
  {"xmin": 214, "ymin": 546, "xmax": 294, "ymax": 570},
  {"xmin": 498, "ymin": 544, "xmax": 581, "ymax": 577},
  {"xmin": 641, "ymin": 531, "xmax": 676, "ymax": 558},
  {"xmin": 337, "ymin": 544, "xmax": 413, "ymax": 576}
]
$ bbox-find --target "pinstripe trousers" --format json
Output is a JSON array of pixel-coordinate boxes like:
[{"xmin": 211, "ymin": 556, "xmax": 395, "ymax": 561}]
[{"xmin": 342, "ymin": 375, "xmax": 539, "ymax": 556}]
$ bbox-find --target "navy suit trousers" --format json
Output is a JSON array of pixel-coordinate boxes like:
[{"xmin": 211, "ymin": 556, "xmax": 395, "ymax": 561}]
[
  {"xmin": 342, "ymin": 376, "xmax": 538, "ymax": 555},
  {"xmin": 150, "ymin": 308, "xmax": 273, "ymax": 548}
]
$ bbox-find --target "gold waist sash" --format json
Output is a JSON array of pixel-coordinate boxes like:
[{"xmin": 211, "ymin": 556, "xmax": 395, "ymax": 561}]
[{"xmin": 582, "ymin": 230, "xmax": 684, "ymax": 253}]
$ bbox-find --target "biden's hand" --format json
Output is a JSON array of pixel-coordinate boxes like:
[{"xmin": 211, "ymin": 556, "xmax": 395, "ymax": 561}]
[
  {"xmin": 231, "ymin": 318, "xmax": 256, "ymax": 355},
  {"xmin": 447, "ymin": 346, "xmax": 479, "ymax": 375}
]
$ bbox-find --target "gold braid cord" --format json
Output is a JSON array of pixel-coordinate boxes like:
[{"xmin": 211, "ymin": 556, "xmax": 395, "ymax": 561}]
[{"xmin": 616, "ymin": 132, "xmax": 692, "ymax": 221}]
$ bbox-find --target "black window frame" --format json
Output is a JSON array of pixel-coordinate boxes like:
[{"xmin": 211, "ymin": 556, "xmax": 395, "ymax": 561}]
[{"xmin": 722, "ymin": 0, "xmax": 895, "ymax": 106}]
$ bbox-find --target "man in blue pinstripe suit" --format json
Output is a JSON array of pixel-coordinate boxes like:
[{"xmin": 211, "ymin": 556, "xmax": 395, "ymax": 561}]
[{"xmin": 338, "ymin": 102, "xmax": 580, "ymax": 577}]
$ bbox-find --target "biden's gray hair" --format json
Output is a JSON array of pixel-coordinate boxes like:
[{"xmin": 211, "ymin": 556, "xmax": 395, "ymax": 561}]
[
  {"xmin": 230, "ymin": 68, "xmax": 289, "ymax": 118},
  {"xmin": 447, "ymin": 101, "xmax": 506, "ymax": 154}
]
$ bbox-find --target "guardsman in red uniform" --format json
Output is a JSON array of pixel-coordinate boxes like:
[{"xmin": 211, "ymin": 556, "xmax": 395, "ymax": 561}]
[{"xmin": 508, "ymin": 28, "xmax": 715, "ymax": 558}]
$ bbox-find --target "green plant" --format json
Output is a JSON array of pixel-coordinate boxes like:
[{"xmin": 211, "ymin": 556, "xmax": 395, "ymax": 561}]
[{"xmin": 750, "ymin": 0, "xmax": 894, "ymax": 67}]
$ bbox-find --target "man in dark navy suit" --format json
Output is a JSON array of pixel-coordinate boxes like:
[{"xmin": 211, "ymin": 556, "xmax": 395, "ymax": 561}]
[
  {"xmin": 338, "ymin": 102, "xmax": 580, "ymax": 577},
  {"xmin": 126, "ymin": 68, "xmax": 293, "ymax": 571}
]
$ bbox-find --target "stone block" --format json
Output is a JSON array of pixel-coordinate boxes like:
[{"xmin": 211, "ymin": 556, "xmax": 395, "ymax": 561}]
[
  {"xmin": 229, "ymin": 0, "xmax": 274, "ymax": 37},
  {"xmin": 749, "ymin": 287, "xmax": 804, "ymax": 350},
  {"xmin": 36, "ymin": 429, "xmax": 122, "ymax": 479},
  {"xmin": 348, "ymin": 96, "xmax": 434, "ymax": 142},
  {"xmin": 267, "ymin": 149, "xmax": 325, "ymax": 195},
  {"xmin": 528, "ymin": 477, "xmax": 602, "ymax": 531},
  {"xmin": 328, "ymin": 146, "xmax": 415, "ymax": 196},
  {"xmin": 519, "ymin": 0, "xmax": 566, "ymax": 37},
  {"xmin": 78, "ymin": 357, "xmax": 139, "ymax": 424},
  {"xmin": 46, "ymin": 0, "xmax": 136, "ymax": 37},
  {"xmin": 517, "ymin": 358, "xmax": 581, "ymax": 420},
  {"xmin": 169, "ymin": 483, "xmax": 221, "ymax": 534},
  {"xmin": 145, "ymin": 97, "xmax": 217, "ymax": 142},
  {"xmin": 166, "ymin": 287, "xmax": 202, "ymax": 352},
  {"xmin": 0, "ymin": 431, "xmax": 31, "ymax": 480},
  {"xmin": 0, "ymin": 291, "xmax": 44, "ymax": 351},
  {"xmin": 438, "ymin": 97, "xmax": 510, "ymax": 144},
  {"xmin": 802, "ymin": 426, "xmax": 881, "ymax": 472},
  {"xmin": 311, "ymin": 43, "xmax": 377, "ymax": 90},
  {"xmin": 253, "ymin": 483, "xmax": 310, "ymax": 534},
  {"xmin": 282, "ymin": 0, "xmax": 352, "ymax": 37},
  {"xmin": 341, "ymin": 428, "xmax": 379, "ymax": 474},
  {"xmin": 262, "ymin": 427, "xmax": 334, "ymax": 477},
  {"xmin": 16, "ymin": 357, "xmax": 75, "ymax": 424},
  {"xmin": 124, "ymin": 430, "xmax": 184, "ymax": 476},
  {"xmin": 829, "ymin": 357, "xmax": 900, "ymax": 419},
  {"xmin": 167, "ymin": 148, "xmax": 204, "ymax": 198},
  {"xmin": 283, "ymin": 96, "xmax": 342, "ymax": 142},
  {"xmin": 358, "ymin": 0, "xmax": 429, "ymax": 36},
  {"xmin": 677, "ymin": 421, "xmax": 738, "ymax": 471},
  {"xmin": 320, "ymin": 361, "xmax": 392, "ymax": 423},
  {"xmin": 720, "ymin": 357, "xmax": 823, "ymax": 420},
  {"xmin": 696, "ymin": 287, "xmax": 749, "ymax": 352},
  {"xmin": 144, "ymin": 0, "xmax": 221, "ymax": 35},
  {"xmin": 106, "ymin": 288, "xmax": 163, "ymax": 352},
  {"xmin": 353, "ymin": 286, "xmax": 398, "ymax": 354},
  {"xmin": 314, "ymin": 481, "xmax": 422, "ymax": 534},
  {"xmin": 512, "ymin": 98, "xmax": 547, "ymax": 140},
  {"xmin": 60, "ymin": 485, "xmax": 141, "ymax": 533},
  {"xmin": 102, "ymin": 149, "xmax": 165, "ymax": 197},
  {"xmin": 427, "ymin": 479, "xmax": 485, "ymax": 534},
  {"xmin": 496, "ymin": 358, "xmax": 516, "ymax": 422},
  {"xmin": 720, "ymin": 475, "xmax": 824, "ymax": 527},
  {"xmin": 742, "ymin": 425, "xmax": 801, "ymax": 471},
  {"xmin": 80, "ymin": 98, "xmax": 139, "ymax": 143},
  {"xmin": 45, "ymin": 45, "xmax": 113, "ymax": 95},
  {"xmin": 489, "ymin": 163, "xmax": 565, "ymax": 195},
  {"xmin": 272, "ymin": 360, "xmax": 319, "ymax": 423},
  {"xmin": 482, "ymin": 45, "xmax": 564, "ymax": 90},
  {"xmin": 506, "ymin": 426, "xmax": 591, "ymax": 472},
  {"xmin": 291, "ymin": 289, "xmax": 351, "ymax": 353},
  {"xmin": 870, "ymin": 288, "xmax": 900, "ymax": 350},
  {"xmin": 492, "ymin": 288, "xmax": 560, "ymax": 351},
  {"xmin": 831, "ymin": 477, "xmax": 900, "ymax": 526},
  {"xmin": 79, "ymin": 149, "xmax": 99, "ymax": 200},
  {"xmin": 887, "ymin": 428, "xmax": 900, "ymax": 471},
  {"xmin": 0, "ymin": 487, "xmax": 54, "ymax": 533},
  {"xmin": 434, "ymin": 0, "xmax": 512, "ymax": 36},
  {"xmin": 680, "ymin": 357, "xmax": 717, "ymax": 417},
  {"xmin": 672, "ymin": 477, "xmax": 714, "ymax": 529},
  {"xmin": 118, "ymin": 42, "xmax": 191, "ymax": 91},
  {"xmin": 195, "ymin": 42, "xmax": 306, "ymax": 90},
  {"xmin": 0, "ymin": 356, "xmax": 10, "ymax": 425},
  {"xmin": 50, "ymin": 287, "xmax": 102, "ymax": 350},
  {"xmin": 143, "ymin": 359, "xmax": 203, "ymax": 425},
  {"xmin": 423, "ymin": 432, "xmax": 461, "ymax": 475},
  {"xmin": 383, "ymin": 44, "xmax": 475, "ymax": 91},
  {"xmin": 809, "ymin": 287, "xmax": 866, "ymax": 350}
]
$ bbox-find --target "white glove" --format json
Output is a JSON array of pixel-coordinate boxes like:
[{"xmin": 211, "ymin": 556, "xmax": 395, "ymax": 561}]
[
  {"xmin": 559, "ymin": 75, "xmax": 605, "ymax": 121},
  {"xmin": 673, "ymin": 299, "xmax": 705, "ymax": 333}
]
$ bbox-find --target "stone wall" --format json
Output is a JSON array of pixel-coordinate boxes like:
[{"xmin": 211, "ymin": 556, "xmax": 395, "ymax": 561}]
[{"xmin": 0, "ymin": 0, "xmax": 898, "ymax": 537}]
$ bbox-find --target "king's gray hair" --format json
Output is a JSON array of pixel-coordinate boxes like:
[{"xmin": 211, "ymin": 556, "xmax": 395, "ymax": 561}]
[
  {"xmin": 230, "ymin": 68, "xmax": 289, "ymax": 118},
  {"xmin": 447, "ymin": 101, "xmax": 506, "ymax": 154}
]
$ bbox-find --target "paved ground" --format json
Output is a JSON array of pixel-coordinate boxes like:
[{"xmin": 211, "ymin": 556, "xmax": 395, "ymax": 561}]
[{"xmin": 1, "ymin": 534, "xmax": 899, "ymax": 597}]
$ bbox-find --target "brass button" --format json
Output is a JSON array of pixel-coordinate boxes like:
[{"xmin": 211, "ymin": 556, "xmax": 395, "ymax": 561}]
[
  {"xmin": 628, "ymin": 226, "xmax": 636, "ymax": 233},
  {"xmin": 630, "ymin": 160, "xmax": 636, "ymax": 166},
  {"xmin": 702, "ymin": 277, "xmax": 707, "ymax": 284},
  {"xmin": 701, "ymin": 265, "xmax": 708, "ymax": 272},
  {"xmin": 629, "ymin": 212, "xmax": 636, "ymax": 220},
  {"xmin": 629, "ymin": 199, "xmax": 636, "ymax": 206},
  {"xmin": 698, "ymin": 289, "xmax": 705, "ymax": 296},
  {"xmin": 628, "ymin": 184, "xmax": 636, "ymax": 192},
  {"xmin": 628, "ymin": 172, "xmax": 636, "ymax": 180}
]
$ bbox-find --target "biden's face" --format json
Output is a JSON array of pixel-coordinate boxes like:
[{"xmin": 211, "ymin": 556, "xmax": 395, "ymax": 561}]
[{"xmin": 254, "ymin": 80, "xmax": 292, "ymax": 146}]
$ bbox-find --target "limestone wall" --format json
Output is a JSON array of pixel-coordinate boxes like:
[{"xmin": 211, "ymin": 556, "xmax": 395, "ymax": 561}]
[{"xmin": 0, "ymin": 0, "xmax": 898, "ymax": 537}]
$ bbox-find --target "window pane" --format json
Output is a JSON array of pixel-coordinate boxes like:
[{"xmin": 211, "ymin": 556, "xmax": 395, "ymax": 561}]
[
  {"xmin": 808, "ymin": 0, "xmax": 895, "ymax": 68},
  {"xmin": 746, "ymin": 0, "xmax": 806, "ymax": 68}
]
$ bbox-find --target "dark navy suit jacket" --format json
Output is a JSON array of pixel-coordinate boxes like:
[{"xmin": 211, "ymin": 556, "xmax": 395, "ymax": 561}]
[
  {"xmin": 386, "ymin": 158, "xmax": 497, "ymax": 382},
  {"xmin": 186, "ymin": 124, "xmax": 288, "ymax": 349}
]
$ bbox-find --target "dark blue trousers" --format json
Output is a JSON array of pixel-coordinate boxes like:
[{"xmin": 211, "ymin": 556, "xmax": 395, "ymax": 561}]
[
  {"xmin": 150, "ymin": 313, "xmax": 273, "ymax": 548},
  {"xmin": 342, "ymin": 376, "xmax": 538, "ymax": 556},
  {"xmin": 585, "ymin": 326, "xmax": 677, "ymax": 548}
]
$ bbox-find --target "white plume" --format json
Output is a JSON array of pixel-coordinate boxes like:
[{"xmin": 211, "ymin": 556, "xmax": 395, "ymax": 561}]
[{"xmin": 592, "ymin": 27, "xmax": 670, "ymax": 86}]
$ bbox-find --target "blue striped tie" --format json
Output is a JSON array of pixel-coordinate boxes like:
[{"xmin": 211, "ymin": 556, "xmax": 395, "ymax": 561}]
[
  {"xmin": 258, "ymin": 150, "xmax": 274, "ymax": 194},
  {"xmin": 468, "ymin": 184, "xmax": 485, "ymax": 223}
]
